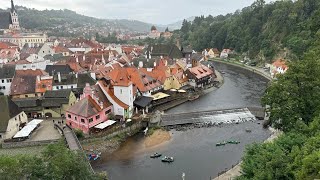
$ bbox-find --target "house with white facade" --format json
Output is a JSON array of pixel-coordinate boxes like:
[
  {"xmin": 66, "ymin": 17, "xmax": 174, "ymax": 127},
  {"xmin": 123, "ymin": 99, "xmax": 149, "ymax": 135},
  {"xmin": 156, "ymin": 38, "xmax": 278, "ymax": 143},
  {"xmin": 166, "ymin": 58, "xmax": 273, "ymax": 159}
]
[
  {"xmin": 0, "ymin": 96, "xmax": 28, "ymax": 141},
  {"xmin": 98, "ymin": 76, "xmax": 134, "ymax": 119}
]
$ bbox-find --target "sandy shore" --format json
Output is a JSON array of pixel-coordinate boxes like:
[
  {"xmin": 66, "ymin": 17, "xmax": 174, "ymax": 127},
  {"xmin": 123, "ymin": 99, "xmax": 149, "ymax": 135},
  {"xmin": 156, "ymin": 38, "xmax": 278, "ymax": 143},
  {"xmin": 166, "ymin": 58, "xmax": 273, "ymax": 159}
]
[{"xmin": 144, "ymin": 129, "xmax": 171, "ymax": 148}]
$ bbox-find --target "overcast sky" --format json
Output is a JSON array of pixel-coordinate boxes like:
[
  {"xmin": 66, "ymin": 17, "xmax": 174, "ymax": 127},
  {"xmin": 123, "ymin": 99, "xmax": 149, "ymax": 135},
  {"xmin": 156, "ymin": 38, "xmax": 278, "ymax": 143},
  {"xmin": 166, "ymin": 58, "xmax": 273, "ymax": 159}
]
[{"xmin": 8, "ymin": 0, "xmax": 273, "ymax": 25}]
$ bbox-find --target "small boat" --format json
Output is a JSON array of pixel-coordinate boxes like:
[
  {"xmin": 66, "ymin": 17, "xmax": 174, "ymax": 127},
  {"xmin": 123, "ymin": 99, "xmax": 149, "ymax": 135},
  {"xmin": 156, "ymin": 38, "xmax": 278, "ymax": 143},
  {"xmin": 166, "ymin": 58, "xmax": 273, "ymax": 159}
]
[
  {"xmin": 216, "ymin": 141, "xmax": 227, "ymax": 146},
  {"xmin": 88, "ymin": 152, "xmax": 101, "ymax": 161},
  {"xmin": 150, "ymin": 153, "xmax": 162, "ymax": 158},
  {"xmin": 162, "ymin": 156, "xmax": 174, "ymax": 163},
  {"xmin": 245, "ymin": 129, "xmax": 252, "ymax": 133},
  {"xmin": 228, "ymin": 140, "xmax": 240, "ymax": 144}
]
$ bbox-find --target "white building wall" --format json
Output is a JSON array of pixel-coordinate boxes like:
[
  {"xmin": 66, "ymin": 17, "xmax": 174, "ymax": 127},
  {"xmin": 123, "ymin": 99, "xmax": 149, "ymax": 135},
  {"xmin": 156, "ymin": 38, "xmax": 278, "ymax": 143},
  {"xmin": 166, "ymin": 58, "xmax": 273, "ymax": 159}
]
[
  {"xmin": 3, "ymin": 112, "xmax": 28, "ymax": 139},
  {"xmin": 52, "ymin": 84, "xmax": 77, "ymax": 91},
  {"xmin": 114, "ymin": 85, "xmax": 133, "ymax": 109},
  {"xmin": 16, "ymin": 61, "xmax": 52, "ymax": 71},
  {"xmin": 0, "ymin": 78, "xmax": 13, "ymax": 95},
  {"xmin": 97, "ymin": 83, "xmax": 125, "ymax": 116}
]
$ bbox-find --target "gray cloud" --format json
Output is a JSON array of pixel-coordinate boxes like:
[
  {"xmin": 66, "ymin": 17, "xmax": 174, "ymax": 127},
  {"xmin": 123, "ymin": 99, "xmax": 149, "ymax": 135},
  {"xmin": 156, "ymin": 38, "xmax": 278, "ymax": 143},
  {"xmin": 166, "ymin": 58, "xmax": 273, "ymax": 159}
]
[{"xmin": 8, "ymin": 0, "xmax": 273, "ymax": 24}]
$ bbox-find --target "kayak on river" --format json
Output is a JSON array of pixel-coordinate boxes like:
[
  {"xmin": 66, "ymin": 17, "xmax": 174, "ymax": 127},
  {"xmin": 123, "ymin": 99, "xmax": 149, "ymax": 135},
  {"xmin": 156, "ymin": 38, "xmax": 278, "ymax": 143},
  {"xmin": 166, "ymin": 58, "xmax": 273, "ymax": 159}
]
[
  {"xmin": 227, "ymin": 140, "xmax": 240, "ymax": 144},
  {"xmin": 150, "ymin": 153, "xmax": 162, "ymax": 158},
  {"xmin": 216, "ymin": 141, "xmax": 227, "ymax": 146},
  {"xmin": 162, "ymin": 156, "xmax": 174, "ymax": 163}
]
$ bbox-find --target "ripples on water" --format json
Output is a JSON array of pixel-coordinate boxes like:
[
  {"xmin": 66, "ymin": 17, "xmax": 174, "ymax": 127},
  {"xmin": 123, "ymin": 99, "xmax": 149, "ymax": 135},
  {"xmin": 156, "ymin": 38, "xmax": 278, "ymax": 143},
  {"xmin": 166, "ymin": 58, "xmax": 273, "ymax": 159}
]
[{"xmin": 93, "ymin": 62, "xmax": 270, "ymax": 180}]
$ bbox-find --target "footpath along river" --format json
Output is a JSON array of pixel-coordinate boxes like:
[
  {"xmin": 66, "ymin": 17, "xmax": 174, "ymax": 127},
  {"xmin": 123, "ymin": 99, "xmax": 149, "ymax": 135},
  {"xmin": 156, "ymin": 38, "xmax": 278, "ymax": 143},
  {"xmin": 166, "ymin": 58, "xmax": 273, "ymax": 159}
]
[{"xmin": 92, "ymin": 62, "xmax": 271, "ymax": 180}]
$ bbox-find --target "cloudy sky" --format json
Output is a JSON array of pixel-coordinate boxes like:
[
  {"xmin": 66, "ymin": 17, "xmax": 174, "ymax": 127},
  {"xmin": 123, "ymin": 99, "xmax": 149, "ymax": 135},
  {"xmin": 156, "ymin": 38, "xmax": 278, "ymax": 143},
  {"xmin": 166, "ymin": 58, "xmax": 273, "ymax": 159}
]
[{"xmin": 8, "ymin": 0, "xmax": 273, "ymax": 24}]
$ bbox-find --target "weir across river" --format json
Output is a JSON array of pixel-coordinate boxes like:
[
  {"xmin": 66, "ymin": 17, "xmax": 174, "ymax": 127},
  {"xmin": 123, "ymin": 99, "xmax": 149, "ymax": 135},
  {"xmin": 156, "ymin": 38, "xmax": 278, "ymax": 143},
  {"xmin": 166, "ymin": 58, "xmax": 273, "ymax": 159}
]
[{"xmin": 160, "ymin": 107, "xmax": 265, "ymax": 126}]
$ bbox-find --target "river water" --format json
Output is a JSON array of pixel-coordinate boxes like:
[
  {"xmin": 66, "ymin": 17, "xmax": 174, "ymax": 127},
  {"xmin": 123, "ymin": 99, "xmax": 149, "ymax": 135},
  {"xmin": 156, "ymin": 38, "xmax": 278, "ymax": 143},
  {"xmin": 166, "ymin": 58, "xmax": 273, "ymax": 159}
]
[{"xmin": 92, "ymin": 62, "xmax": 271, "ymax": 180}]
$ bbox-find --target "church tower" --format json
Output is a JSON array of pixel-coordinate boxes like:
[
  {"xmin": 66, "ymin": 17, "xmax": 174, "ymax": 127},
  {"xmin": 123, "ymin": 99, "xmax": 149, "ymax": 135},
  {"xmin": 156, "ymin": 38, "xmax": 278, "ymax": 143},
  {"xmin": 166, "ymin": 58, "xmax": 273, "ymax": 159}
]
[{"xmin": 10, "ymin": 0, "xmax": 20, "ymax": 31}]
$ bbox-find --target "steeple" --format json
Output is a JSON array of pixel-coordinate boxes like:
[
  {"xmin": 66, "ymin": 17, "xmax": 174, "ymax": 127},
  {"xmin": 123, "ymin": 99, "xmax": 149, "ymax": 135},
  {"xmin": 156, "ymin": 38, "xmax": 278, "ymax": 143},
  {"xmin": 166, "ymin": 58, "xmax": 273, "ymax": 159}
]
[{"xmin": 11, "ymin": 0, "xmax": 16, "ymax": 13}]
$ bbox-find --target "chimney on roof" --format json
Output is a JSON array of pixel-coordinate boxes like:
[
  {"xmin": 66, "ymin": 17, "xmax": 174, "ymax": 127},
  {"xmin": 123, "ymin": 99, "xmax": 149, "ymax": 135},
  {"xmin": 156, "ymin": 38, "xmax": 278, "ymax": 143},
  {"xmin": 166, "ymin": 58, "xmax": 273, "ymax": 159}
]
[
  {"xmin": 36, "ymin": 75, "xmax": 40, "ymax": 82},
  {"xmin": 76, "ymin": 56, "xmax": 79, "ymax": 63},
  {"xmin": 139, "ymin": 61, "xmax": 143, "ymax": 68},
  {"xmin": 57, "ymin": 72, "xmax": 61, "ymax": 82},
  {"xmin": 90, "ymin": 72, "xmax": 96, "ymax": 80},
  {"xmin": 75, "ymin": 73, "xmax": 78, "ymax": 79},
  {"xmin": 83, "ymin": 55, "xmax": 86, "ymax": 61}
]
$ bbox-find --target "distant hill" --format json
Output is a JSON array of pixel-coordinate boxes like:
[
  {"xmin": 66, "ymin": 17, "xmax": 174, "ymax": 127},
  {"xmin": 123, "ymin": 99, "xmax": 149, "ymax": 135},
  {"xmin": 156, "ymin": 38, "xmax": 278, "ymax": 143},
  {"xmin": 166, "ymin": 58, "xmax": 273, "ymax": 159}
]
[
  {"xmin": 0, "ymin": 6, "xmax": 164, "ymax": 37},
  {"xmin": 166, "ymin": 16, "xmax": 195, "ymax": 30}
]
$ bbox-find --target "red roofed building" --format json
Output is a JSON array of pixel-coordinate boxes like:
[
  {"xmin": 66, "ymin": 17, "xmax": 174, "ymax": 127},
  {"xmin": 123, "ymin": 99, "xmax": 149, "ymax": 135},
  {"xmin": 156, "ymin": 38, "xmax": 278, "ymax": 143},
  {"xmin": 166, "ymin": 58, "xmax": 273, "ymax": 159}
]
[
  {"xmin": 0, "ymin": 48, "xmax": 19, "ymax": 63},
  {"xmin": 66, "ymin": 83, "xmax": 113, "ymax": 134},
  {"xmin": 54, "ymin": 46, "xmax": 72, "ymax": 56},
  {"xmin": 270, "ymin": 59, "xmax": 288, "ymax": 78},
  {"xmin": 98, "ymin": 77, "xmax": 133, "ymax": 119},
  {"xmin": 186, "ymin": 65, "xmax": 216, "ymax": 88},
  {"xmin": 11, "ymin": 69, "xmax": 48, "ymax": 98},
  {"xmin": 35, "ymin": 75, "xmax": 53, "ymax": 95}
]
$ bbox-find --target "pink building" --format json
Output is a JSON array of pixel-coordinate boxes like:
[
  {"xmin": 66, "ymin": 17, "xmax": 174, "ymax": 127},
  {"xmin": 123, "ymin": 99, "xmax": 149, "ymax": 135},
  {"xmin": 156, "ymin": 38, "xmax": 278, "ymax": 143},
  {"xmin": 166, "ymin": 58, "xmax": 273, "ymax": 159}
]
[{"xmin": 66, "ymin": 83, "xmax": 113, "ymax": 134}]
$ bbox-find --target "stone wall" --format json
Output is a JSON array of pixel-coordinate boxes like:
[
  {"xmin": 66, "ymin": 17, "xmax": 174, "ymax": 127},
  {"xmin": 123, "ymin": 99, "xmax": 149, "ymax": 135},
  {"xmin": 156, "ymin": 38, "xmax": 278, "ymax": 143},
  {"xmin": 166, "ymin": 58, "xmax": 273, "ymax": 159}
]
[{"xmin": 2, "ymin": 139, "xmax": 58, "ymax": 149}]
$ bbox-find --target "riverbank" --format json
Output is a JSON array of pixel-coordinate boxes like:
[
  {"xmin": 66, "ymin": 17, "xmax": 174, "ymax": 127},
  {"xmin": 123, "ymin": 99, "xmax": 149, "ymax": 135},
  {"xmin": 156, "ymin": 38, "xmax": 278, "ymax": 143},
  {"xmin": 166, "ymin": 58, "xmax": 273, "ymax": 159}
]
[
  {"xmin": 154, "ymin": 70, "xmax": 224, "ymax": 112},
  {"xmin": 212, "ymin": 127, "xmax": 282, "ymax": 180},
  {"xmin": 144, "ymin": 129, "xmax": 171, "ymax": 148},
  {"xmin": 211, "ymin": 59, "xmax": 272, "ymax": 81}
]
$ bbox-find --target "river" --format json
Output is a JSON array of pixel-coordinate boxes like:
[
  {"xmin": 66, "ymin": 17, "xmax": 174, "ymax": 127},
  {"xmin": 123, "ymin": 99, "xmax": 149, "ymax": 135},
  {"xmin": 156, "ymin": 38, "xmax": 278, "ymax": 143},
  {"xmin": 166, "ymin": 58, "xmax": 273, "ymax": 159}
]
[{"xmin": 92, "ymin": 62, "xmax": 271, "ymax": 180}]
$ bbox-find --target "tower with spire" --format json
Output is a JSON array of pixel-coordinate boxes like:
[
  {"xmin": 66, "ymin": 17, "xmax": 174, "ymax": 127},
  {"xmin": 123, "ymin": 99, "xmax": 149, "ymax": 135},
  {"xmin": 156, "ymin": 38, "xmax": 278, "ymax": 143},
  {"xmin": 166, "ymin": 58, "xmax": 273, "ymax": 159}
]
[{"xmin": 10, "ymin": 0, "xmax": 20, "ymax": 31}]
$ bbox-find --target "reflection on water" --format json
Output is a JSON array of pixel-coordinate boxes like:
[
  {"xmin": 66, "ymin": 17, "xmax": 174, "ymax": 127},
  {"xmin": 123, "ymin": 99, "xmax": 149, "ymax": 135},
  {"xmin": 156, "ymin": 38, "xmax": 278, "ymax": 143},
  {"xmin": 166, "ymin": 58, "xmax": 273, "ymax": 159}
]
[{"xmin": 92, "ymin": 62, "xmax": 270, "ymax": 180}]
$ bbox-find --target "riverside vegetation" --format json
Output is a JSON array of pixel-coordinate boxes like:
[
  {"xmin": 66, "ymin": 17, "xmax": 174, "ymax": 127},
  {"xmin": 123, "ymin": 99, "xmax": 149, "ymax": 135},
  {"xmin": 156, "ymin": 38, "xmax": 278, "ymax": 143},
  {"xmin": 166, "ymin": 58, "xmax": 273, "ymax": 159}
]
[
  {"xmin": 0, "ymin": 141, "xmax": 107, "ymax": 180},
  {"xmin": 236, "ymin": 40, "xmax": 320, "ymax": 179}
]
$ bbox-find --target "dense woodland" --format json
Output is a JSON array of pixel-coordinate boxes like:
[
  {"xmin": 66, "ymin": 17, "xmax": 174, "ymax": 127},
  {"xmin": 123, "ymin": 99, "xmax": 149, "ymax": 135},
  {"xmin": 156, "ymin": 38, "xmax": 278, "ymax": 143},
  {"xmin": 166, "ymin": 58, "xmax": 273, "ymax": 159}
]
[
  {"xmin": 238, "ymin": 43, "xmax": 320, "ymax": 179},
  {"xmin": 233, "ymin": 1, "xmax": 320, "ymax": 178},
  {"xmin": 179, "ymin": 0, "xmax": 320, "ymax": 62}
]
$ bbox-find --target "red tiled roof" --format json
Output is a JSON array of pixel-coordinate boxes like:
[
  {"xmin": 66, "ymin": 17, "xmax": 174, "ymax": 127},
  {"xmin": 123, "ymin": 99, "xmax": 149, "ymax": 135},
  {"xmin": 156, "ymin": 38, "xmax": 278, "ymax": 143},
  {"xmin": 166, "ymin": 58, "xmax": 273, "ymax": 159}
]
[
  {"xmin": 15, "ymin": 69, "xmax": 47, "ymax": 77},
  {"xmin": 6, "ymin": 59, "xmax": 31, "ymax": 65},
  {"xmin": 272, "ymin": 59, "xmax": 288, "ymax": 70},
  {"xmin": 36, "ymin": 77, "xmax": 53, "ymax": 93},
  {"xmin": 11, "ymin": 76, "xmax": 37, "ymax": 95},
  {"xmin": 54, "ymin": 46, "xmax": 71, "ymax": 53},
  {"xmin": 67, "ymin": 95, "xmax": 102, "ymax": 118},
  {"xmin": 106, "ymin": 68, "xmax": 132, "ymax": 87},
  {"xmin": 188, "ymin": 65, "xmax": 214, "ymax": 79},
  {"xmin": 98, "ymin": 80, "xmax": 129, "ymax": 109},
  {"xmin": 140, "ymin": 66, "xmax": 171, "ymax": 84},
  {"xmin": 0, "ymin": 49, "xmax": 17, "ymax": 59},
  {"xmin": 126, "ymin": 67, "xmax": 162, "ymax": 93}
]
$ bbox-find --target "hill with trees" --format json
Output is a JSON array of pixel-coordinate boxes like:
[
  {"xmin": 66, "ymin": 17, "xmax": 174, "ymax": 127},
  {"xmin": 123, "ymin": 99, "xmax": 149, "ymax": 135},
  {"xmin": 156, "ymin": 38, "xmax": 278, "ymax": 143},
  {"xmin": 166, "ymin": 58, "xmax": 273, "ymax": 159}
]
[
  {"xmin": 0, "ymin": 6, "xmax": 163, "ymax": 37},
  {"xmin": 179, "ymin": 0, "xmax": 320, "ymax": 62}
]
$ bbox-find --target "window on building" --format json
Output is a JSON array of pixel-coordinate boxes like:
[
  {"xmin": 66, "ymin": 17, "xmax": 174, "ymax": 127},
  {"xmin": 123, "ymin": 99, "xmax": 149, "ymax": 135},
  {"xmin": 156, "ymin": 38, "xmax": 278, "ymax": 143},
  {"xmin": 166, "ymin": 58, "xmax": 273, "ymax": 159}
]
[
  {"xmin": 81, "ymin": 119, "xmax": 85, "ymax": 123},
  {"xmin": 25, "ymin": 95, "xmax": 28, "ymax": 98},
  {"xmin": 56, "ymin": 86, "xmax": 59, "ymax": 90},
  {"xmin": 75, "ymin": 116, "xmax": 77, "ymax": 121},
  {"xmin": 105, "ymin": 109, "xmax": 111, "ymax": 115},
  {"xmin": 1, "ymin": 80, "xmax": 4, "ymax": 83},
  {"xmin": 89, "ymin": 118, "xmax": 93, "ymax": 123},
  {"xmin": 120, "ymin": 89, "xmax": 123, "ymax": 94},
  {"xmin": 61, "ymin": 86, "xmax": 63, "ymax": 89},
  {"xmin": 68, "ymin": 114, "xmax": 71, "ymax": 118},
  {"xmin": 71, "ymin": 86, "xmax": 73, "ymax": 89},
  {"xmin": 0, "ymin": 134, "xmax": 2, "ymax": 139},
  {"xmin": 96, "ymin": 115, "xmax": 100, "ymax": 120},
  {"xmin": 6, "ymin": 79, "xmax": 9, "ymax": 83}
]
